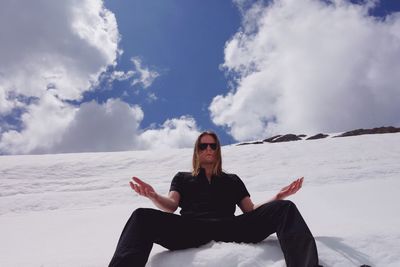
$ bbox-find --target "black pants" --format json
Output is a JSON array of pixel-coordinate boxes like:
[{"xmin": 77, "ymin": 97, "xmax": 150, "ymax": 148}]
[{"xmin": 109, "ymin": 200, "xmax": 319, "ymax": 267}]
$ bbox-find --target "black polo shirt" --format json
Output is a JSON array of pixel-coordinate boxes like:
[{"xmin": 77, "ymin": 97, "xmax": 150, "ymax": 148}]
[{"xmin": 169, "ymin": 169, "xmax": 250, "ymax": 219}]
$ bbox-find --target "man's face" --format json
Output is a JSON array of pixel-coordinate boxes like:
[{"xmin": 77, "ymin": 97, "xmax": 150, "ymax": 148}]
[{"xmin": 198, "ymin": 134, "xmax": 217, "ymax": 166}]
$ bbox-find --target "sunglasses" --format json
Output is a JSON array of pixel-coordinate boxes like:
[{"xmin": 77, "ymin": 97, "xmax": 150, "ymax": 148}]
[{"xmin": 198, "ymin": 143, "xmax": 218, "ymax": 151}]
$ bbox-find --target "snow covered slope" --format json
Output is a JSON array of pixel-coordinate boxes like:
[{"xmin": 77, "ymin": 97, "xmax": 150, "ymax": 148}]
[{"xmin": 1, "ymin": 133, "xmax": 399, "ymax": 266}]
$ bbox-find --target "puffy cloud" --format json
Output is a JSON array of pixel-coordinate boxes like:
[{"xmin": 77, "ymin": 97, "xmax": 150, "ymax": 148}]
[
  {"xmin": 0, "ymin": 0, "xmax": 120, "ymax": 154},
  {"xmin": 110, "ymin": 70, "xmax": 136, "ymax": 82},
  {"xmin": 0, "ymin": 92, "xmax": 76, "ymax": 154},
  {"xmin": 0, "ymin": 0, "xmax": 119, "ymax": 111},
  {"xmin": 105, "ymin": 57, "xmax": 159, "ymax": 87},
  {"xmin": 0, "ymin": 0, "xmax": 121, "ymax": 154},
  {"xmin": 131, "ymin": 57, "xmax": 160, "ymax": 89},
  {"xmin": 57, "ymin": 101, "xmax": 200, "ymax": 154},
  {"xmin": 146, "ymin": 92, "xmax": 158, "ymax": 103},
  {"xmin": 97, "ymin": 57, "xmax": 160, "ymax": 101},
  {"xmin": 0, "ymin": 0, "xmax": 197, "ymax": 155},
  {"xmin": 0, "ymin": 89, "xmax": 18, "ymax": 114},
  {"xmin": 0, "ymin": 97, "xmax": 200, "ymax": 154},
  {"xmin": 210, "ymin": 0, "xmax": 400, "ymax": 141},
  {"xmin": 139, "ymin": 116, "xmax": 201, "ymax": 150},
  {"xmin": 52, "ymin": 99, "xmax": 144, "ymax": 153}
]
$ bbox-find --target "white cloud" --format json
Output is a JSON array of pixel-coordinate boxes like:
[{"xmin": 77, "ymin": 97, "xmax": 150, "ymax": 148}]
[
  {"xmin": 146, "ymin": 92, "xmax": 158, "ymax": 103},
  {"xmin": 53, "ymin": 99, "xmax": 144, "ymax": 153},
  {"xmin": 0, "ymin": 0, "xmax": 121, "ymax": 155},
  {"xmin": 131, "ymin": 57, "xmax": 160, "ymax": 89},
  {"xmin": 110, "ymin": 70, "xmax": 135, "ymax": 82},
  {"xmin": 139, "ymin": 116, "xmax": 201, "ymax": 150},
  {"xmin": 0, "ymin": 97, "xmax": 200, "ymax": 154},
  {"xmin": 0, "ymin": 89, "xmax": 18, "ymax": 114},
  {"xmin": 104, "ymin": 57, "xmax": 159, "ymax": 88},
  {"xmin": 0, "ymin": 92, "xmax": 77, "ymax": 154},
  {"xmin": 210, "ymin": 0, "xmax": 400, "ymax": 141},
  {"xmin": 0, "ymin": 0, "xmax": 119, "ymax": 112},
  {"xmin": 99, "ymin": 57, "xmax": 160, "ymax": 103},
  {"xmin": 0, "ymin": 0, "xmax": 199, "ymax": 155}
]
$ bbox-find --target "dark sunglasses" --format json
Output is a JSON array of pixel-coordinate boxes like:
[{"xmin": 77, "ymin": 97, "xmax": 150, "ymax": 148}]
[{"xmin": 198, "ymin": 143, "xmax": 218, "ymax": 151}]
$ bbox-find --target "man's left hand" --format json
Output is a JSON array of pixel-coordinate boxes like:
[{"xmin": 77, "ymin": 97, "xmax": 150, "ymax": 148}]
[{"xmin": 276, "ymin": 177, "xmax": 304, "ymax": 200}]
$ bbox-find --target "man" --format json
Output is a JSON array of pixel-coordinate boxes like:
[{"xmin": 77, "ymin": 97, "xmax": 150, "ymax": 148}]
[{"xmin": 109, "ymin": 131, "xmax": 320, "ymax": 267}]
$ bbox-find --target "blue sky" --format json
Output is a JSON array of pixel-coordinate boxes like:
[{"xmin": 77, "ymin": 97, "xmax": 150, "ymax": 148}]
[
  {"xmin": 92, "ymin": 0, "xmax": 242, "ymax": 144},
  {"xmin": 0, "ymin": 0, "xmax": 400, "ymax": 154}
]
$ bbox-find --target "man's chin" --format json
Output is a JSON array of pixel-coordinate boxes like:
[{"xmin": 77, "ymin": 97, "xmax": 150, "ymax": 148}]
[{"xmin": 201, "ymin": 160, "xmax": 215, "ymax": 165}]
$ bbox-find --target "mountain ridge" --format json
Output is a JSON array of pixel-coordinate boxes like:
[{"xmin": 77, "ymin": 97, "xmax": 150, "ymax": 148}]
[{"xmin": 237, "ymin": 126, "xmax": 400, "ymax": 146}]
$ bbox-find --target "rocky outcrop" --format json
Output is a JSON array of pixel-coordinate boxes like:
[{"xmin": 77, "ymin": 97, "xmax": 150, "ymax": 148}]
[
  {"xmin": 334, "ymin": 126, "xmax": 400, "ymax": 137},
  {"xmin": 307, "ymin": 133, "xmax": 329, "ymax": 140},
  {"xmin": 236, "ymin": 126, "xmax": 400, "ymax": 146},
  {"xmin": 237, "ymin": 141, "xmax": 264, "ymax": 146},
  {"xmin": 263, "ymin": 135, "xmax": 282, "ymax": 143},
  {"xmin": 267, "ymin": 134, "xmax": 302, "ymax": 143}
]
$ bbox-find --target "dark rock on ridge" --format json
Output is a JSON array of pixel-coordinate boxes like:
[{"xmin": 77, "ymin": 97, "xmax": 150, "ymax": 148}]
[
  {"xmin": 307, "ymin": 133, "xmax": 329, "ymax": 140},
  {"xmin": 334, "ymin": 126, "xmax": 400, "ymax": 137},
  {"xmin": 235, "ymin": 126, "xmax": 400, "ymax": 146},
  {"xmin": 267, "ymin": 134, "xmax": 302, "ymax": 143},
  {"xmin": 237, "ymin": 141, "xmax": 264, "ymax": 146},
  {"xmin": 263, "ymin": 135, "xmax": 282, "ymax": 142}
]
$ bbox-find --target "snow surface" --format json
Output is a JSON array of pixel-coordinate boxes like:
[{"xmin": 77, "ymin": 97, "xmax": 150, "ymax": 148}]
[{"xmin": 1, "ymin": 133, "xmax": 400, "ymax": 267}]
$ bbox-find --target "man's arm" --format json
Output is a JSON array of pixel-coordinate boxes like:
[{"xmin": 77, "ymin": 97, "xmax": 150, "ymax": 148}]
[
  {"xmin": 239, "ymin": 177, "xmax": 304, "ymax": 213},
  {"xmin": 130, "ymin": 177, "xmax": 180, "ymax": 213}
]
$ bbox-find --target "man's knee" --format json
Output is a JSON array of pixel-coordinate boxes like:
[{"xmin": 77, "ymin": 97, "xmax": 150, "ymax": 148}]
[
  {"xmin": 130, "ymin": 208, "xmax": 160, "ymax": 222},
  {"xmin": 256, "ymin": 200, "xmax": 300, "ymax": 222},
  {"xmin": 275, "ymin": 200, "xmax": 300, "ymax": 216},
  {"xmin": 276, "ymin": 199, "xmax": 295, "ymax": 206},
  {"xmin": 278, "ymin": 199, "xmax": 296, "ymax": 209},
  {"xmin": 258, "ymin": 199, "xmax": 296, "ymax": 211}
]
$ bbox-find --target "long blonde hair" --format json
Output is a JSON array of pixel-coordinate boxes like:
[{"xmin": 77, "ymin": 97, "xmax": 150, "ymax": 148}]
[{"xmin": 192, "ymin": 131, "xmax": 222, "ymax": 176}]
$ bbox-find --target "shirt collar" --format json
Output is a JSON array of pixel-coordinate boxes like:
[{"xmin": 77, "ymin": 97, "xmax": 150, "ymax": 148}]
[{"xmin": 198, "ymin": 167, "xmax": 218, "ymax": 183}]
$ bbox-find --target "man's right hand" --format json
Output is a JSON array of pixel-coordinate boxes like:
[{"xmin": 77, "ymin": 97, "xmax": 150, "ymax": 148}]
[
  {"xmin": 129, "ymin": 176, "xmax": 180, "ymax": 213},
  {"xmin": 129, "ymin": 177, "xmax": 158, "ymax": 200}
]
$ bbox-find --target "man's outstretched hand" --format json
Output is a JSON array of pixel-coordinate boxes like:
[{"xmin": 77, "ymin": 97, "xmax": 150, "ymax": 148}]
[
  {"xmin": 130, "ymin": 177, "xmax": 158, "ymax": 200},
  {"xmin": 276, "ymin": 177, "xmax": 304, "ymax": 200}
]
